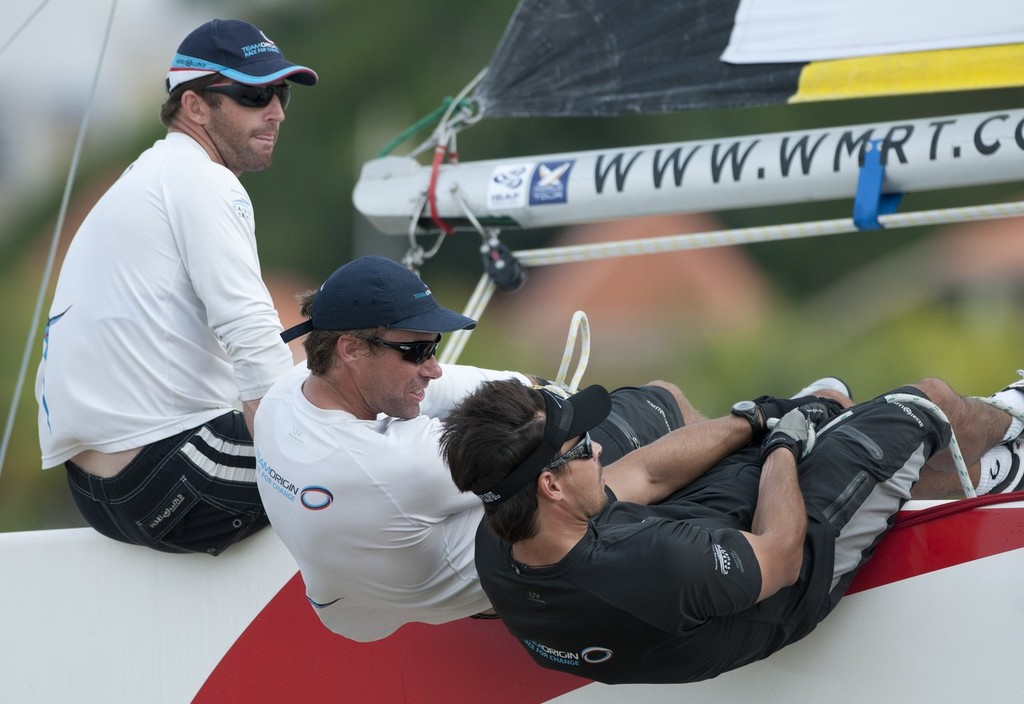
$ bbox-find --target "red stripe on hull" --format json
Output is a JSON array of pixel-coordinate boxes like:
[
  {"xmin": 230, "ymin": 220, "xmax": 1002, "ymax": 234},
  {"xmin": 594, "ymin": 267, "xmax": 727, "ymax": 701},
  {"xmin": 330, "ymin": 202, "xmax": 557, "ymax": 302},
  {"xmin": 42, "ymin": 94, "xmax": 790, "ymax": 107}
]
[{"xmin": 196, "ymin": 503, "xmax": 1024, "ymax": 702}]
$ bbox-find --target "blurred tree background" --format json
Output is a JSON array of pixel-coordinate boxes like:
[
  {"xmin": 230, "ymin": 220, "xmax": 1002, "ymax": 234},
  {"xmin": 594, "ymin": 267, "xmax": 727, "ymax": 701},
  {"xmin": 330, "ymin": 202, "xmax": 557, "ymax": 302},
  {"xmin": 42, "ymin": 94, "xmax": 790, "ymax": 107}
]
[{"xmin": 0, "ymin": 0, "xmax": 1021, "ymax": 533}]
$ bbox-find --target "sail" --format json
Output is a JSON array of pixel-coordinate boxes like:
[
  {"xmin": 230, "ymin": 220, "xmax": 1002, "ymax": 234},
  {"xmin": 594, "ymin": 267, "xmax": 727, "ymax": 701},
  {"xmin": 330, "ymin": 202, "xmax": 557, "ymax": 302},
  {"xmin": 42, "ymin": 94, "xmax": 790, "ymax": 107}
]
[
  {"xmin": 472, "ymin": 0, "xmax": 1024, "ymax": 118},
  {"xmin": 473, "ymin": 0, "xmax": 802, "ymax": 117},
  {"xmin": 724, "ymin": 0, "xmax": 1024, "ymax": 63}
]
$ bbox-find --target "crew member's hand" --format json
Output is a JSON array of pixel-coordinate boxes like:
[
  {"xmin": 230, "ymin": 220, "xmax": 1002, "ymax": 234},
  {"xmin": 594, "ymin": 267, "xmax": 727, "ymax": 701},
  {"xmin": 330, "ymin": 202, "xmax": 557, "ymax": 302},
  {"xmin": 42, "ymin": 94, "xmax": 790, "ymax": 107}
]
[{"xmin": 760, "ymin": 403, "xmax": 826, "ymax": 461}]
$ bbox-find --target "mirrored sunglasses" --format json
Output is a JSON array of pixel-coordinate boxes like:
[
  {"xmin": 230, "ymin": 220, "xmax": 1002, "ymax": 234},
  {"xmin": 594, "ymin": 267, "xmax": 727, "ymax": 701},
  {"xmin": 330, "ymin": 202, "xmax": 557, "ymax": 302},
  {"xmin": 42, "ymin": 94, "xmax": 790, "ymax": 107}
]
[
  {"xmin": 203, "ymin": 83, "xmax": 291, "ymax": 110},
  {"xmin": 369, "ymin": 335, "xmax": 441, "ymax": 364},
  {"xmin": 545, "ymin": 432, "xmax": 594, "ymax": 470}
]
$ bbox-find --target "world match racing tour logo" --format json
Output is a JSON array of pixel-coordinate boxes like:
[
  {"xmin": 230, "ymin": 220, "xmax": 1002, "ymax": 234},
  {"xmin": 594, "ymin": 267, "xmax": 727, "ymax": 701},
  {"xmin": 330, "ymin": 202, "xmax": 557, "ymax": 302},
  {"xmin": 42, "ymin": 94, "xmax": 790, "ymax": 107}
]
[{"xmin": 256, "ymin": 453, "xmax": 333, "ymax": 510}]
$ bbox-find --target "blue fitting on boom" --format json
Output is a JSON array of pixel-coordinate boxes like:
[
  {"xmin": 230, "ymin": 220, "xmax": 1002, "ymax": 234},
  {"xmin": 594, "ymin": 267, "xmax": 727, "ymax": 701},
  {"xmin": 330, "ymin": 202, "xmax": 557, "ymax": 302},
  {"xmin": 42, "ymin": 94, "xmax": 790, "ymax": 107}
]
[{"xmin": 853, "ymin": 139, "xmax": 903, "ymax": 231}]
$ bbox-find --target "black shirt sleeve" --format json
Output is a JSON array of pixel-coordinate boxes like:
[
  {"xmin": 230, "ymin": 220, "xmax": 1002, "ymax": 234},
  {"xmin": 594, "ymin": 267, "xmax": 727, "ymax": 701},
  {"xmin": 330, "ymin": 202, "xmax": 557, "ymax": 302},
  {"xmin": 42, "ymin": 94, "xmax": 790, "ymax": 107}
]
[{"xmin": 585, "ymin": 516, "xmax": 762, "ymax": 633}]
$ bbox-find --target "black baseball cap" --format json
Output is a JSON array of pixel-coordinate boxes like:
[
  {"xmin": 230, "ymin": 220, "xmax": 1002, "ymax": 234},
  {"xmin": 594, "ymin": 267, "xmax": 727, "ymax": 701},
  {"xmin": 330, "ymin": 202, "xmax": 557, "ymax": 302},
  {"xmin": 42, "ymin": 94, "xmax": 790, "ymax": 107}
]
[
  {"xmin": 166, "ymin": 19, "xmax": 318, "ymax": 92},
  {"xmin": 476, "ymin": 385, "xmax": 612, "ymax": 505},
  {"xmin": 281, "ymin": 256, "xmax": 477, "ymax": 342}
]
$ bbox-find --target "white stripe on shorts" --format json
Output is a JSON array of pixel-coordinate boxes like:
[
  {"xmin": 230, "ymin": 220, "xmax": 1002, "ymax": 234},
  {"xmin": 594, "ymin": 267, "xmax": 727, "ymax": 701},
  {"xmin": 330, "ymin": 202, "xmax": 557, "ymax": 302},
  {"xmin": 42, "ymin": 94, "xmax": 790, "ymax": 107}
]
[{"xmin": 180, "ymin": 425, "xmax": 257, "ymax": 484}]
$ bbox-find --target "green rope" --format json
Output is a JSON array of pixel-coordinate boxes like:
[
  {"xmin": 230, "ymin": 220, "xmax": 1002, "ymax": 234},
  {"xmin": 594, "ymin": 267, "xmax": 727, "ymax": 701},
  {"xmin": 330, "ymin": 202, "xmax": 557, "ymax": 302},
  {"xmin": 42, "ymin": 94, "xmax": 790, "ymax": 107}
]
[{"xmin": 376, "ymin": 97, "xmax": 473, "ymax": 157}]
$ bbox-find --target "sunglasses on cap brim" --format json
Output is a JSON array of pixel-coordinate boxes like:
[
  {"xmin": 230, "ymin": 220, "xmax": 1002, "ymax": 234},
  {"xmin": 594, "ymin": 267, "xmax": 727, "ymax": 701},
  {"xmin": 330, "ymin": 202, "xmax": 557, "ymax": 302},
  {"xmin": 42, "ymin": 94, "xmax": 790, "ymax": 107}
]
[{"xmin": 202, "ymin": 83, "xmax": 290, "ymax": 110}]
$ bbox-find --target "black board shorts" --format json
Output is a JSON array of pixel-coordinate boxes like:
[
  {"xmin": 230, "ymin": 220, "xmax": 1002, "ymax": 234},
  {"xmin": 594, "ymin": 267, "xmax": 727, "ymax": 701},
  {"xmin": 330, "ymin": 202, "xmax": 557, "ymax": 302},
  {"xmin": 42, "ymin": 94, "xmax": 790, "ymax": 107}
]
[
  {"xmin": 64, "ymin": 411, "xmax": 269, "ymax": 555},
  {"xmin": 592, "ymin": 385, "xmax": 685, "ymax": 465}
]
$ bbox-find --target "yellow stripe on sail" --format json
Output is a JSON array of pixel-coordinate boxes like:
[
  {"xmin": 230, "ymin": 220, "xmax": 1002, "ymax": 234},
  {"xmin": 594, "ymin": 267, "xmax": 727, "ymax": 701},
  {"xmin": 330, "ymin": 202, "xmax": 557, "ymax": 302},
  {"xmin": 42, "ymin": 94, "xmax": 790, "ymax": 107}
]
[{"xmin": 791, "ymin": 44, "xmax": 1024, "ymax": 102}]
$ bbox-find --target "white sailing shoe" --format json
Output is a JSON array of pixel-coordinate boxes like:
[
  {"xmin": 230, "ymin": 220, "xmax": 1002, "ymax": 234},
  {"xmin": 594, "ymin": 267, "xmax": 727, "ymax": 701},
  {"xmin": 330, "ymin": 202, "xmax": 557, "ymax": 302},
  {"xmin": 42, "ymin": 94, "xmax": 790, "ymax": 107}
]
[
  {"xmin": 979, "ymin": 438, "xmax": 1024, "ymax": 494},
  {"xmin": 790, "ymin": 377, "xmax": 852, "ymax": 401}
]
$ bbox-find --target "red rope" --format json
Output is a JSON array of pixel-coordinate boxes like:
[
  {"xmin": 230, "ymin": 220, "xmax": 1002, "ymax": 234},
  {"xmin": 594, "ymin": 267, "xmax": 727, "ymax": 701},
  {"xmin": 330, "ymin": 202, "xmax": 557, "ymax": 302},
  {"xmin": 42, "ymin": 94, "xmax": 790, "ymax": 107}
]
[
  {"xmin": 427, "ymin": 144, "xmax": 455, "ymax": 235},
  {"xmin": 893, "ymin": 490, "xmax": 1024, "ymax": 530}
]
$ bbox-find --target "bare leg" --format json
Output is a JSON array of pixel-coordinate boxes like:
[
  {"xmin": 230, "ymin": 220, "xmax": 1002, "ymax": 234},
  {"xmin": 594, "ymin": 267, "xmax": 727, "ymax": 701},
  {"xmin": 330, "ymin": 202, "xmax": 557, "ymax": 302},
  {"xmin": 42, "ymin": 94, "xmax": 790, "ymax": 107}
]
[
  {"xmin": 908, "ymin": 377, "xmax": 1012, "ymax": 499},
  {"xmin": 814, "ymin": 389, "xmax": 854, "ymax": 408},
  {"xmin": 645, "ymin": 380, "xmax": 707, "ymax": 424},
  {"xmin": 912, "ymin": 464, "xmax": 981, "ymax": 499}
]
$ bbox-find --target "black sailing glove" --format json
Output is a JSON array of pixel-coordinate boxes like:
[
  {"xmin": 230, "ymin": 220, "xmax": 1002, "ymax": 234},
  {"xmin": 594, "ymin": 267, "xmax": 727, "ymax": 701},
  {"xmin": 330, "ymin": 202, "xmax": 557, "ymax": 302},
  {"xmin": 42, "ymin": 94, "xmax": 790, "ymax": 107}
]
[
  {"xmin": 753, "ymin": 395, "xmax": 844, "ymax": 437},
  {"xmin": 760, "ymin": 402, "xmax": 829, "ymax": 462}
]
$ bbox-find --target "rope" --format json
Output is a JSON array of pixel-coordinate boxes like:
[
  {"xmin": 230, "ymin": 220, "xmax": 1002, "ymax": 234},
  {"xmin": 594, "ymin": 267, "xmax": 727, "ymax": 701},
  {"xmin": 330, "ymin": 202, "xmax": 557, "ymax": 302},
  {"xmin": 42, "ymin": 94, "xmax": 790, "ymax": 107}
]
[
  {"xmin": 436, "ymin": 199, "xmax": 1024, "ymax": 366},
  {"xmin": 406, "ymin": 70, "xmax": 490, "ymax": 259},
  {"xmin": 884, "ymin": 393, "xmax": 976, "ymax": 498},
  {"xmin": 0, "ymin": 0, "xmax": 119, "ymax": 478},
  {"xmin": 554, "ymin": 311, "xmax": 590, "ymax": 393},
  {"xmin": 376, "ymin": 97, "xmax": 469, "ymax": 158},
  {"xmin": 513, "ymin": 199, "xmax": 1024, "ymax": 269},
  {"xmin": 893, "ymin": 492, "xmax": 1024, "ymax": 530},
  {"xmin": 0, "ymin": 0, "xmax": 52, "ymax": 56},
  {"xmin": 438, "ymin": 273, "xmax": 496, "ymax": 365},
  {"xmin": 813, "ymin": 393, "xmax": 974, "ymax": 497},
  {"xmin": 972, "ymin": 395, "xmax": 1024, "ymax": 426},
  {"xmin": 427, "ymin": 143, "xmax": 456, "ymax": 235}
]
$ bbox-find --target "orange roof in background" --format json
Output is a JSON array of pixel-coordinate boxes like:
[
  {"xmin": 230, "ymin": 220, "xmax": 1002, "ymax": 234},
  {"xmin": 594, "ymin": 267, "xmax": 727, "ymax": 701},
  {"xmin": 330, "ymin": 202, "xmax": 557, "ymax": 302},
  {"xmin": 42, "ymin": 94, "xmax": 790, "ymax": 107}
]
[{"xmin": 488, "ymin": 213, "xmax": 775, "ymax": 347}]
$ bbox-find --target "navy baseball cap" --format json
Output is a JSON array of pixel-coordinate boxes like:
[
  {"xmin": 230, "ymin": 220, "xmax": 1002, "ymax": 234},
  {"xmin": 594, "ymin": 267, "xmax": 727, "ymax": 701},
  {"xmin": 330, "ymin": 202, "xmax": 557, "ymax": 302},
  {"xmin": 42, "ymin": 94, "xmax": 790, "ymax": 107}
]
[
  {"xmin": 476, "ymin": 385, "xmax": 612, "ymax": 505},
  {"xmin": 281, "ymin": 256, "xmax": 477, "ymax": 342},
  {"xmin": 166, "ymin": 19, "xmax": 318, "ymax": 92}
]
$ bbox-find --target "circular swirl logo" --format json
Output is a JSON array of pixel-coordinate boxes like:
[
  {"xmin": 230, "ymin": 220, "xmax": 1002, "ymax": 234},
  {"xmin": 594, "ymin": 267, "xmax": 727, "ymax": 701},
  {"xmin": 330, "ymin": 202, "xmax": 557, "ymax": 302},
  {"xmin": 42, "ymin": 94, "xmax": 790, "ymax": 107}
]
[{"xmin": 300, "ymin": 486, "xmax": 334, "ymax": 510}]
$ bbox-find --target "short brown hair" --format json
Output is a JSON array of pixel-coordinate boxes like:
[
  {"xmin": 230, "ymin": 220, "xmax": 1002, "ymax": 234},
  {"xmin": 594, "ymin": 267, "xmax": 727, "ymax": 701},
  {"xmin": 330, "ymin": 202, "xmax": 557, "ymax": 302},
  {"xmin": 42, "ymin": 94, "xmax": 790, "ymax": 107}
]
[
  {"xmin": 159, "ymin": 73, "xmax": 224, "ymax": 127},
  {"xmin": 440, "ymin": 379, "xmax": 561, "ymax": 543},
  {"xmin": 295, "ymin": 289, "xmax": 383, "ymax": 375}
]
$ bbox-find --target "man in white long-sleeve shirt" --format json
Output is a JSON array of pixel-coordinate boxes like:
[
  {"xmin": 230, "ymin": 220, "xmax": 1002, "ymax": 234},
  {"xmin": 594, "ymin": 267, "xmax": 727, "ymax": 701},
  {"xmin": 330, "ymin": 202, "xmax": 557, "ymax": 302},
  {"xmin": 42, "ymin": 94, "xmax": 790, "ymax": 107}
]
[{"xmin": 35, "ymin": 19, "xmax": 317, "ymax": 555}]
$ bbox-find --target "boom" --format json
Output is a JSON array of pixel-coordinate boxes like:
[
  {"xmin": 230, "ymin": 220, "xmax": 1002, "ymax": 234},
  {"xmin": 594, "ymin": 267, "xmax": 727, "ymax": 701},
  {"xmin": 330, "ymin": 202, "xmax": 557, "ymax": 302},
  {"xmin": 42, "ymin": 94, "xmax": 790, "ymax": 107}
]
[{"xmin": 354, "ymin": 108, "xmax": 1024, "ymax": 236}]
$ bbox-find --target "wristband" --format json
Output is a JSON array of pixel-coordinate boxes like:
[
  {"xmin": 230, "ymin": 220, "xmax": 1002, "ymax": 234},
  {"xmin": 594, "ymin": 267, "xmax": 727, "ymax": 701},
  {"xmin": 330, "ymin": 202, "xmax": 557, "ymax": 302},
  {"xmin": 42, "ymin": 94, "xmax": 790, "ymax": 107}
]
[
  {"xmin": 730, "ymin": 400, "xmax": 763, "ymax": 441},
  {"xmin": 760, "ymin": 433, "xmax": 801, "ymax": 463}
]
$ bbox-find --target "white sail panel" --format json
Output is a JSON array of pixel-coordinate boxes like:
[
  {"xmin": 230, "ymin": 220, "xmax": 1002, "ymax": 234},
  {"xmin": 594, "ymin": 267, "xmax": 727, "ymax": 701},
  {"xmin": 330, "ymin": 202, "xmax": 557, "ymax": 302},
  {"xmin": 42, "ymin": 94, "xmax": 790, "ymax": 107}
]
[{"xmin": 724, "ymin": 0, "xmax": 1024, "ymax": 63}]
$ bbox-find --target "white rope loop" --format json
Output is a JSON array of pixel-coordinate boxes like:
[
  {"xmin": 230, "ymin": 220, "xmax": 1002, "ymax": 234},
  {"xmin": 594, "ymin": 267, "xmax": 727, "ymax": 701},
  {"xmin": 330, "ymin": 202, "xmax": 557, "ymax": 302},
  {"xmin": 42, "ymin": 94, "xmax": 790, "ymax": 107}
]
[
  {"xmin": 972, "ymin": 396, "xmax": 1024, "ymax": 426},
  {"xmin": 553, "ymin": 311, "xmax": 591, "ymax": 393},
  {"xmin": 883, "ymin": 393, "xmax": 975, "ymax": 498},
  {"xmin": 811, "ymin": 393, "xmax": 976, "ymax": 498}
]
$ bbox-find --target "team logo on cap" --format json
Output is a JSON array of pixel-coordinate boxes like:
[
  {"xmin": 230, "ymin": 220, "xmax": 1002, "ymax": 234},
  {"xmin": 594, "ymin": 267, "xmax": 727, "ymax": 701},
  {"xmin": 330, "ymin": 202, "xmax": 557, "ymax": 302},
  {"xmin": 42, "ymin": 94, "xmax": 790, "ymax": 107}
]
[{"xmin": 242, "ymin": 32, "xmax": 281, "ymax": 58}]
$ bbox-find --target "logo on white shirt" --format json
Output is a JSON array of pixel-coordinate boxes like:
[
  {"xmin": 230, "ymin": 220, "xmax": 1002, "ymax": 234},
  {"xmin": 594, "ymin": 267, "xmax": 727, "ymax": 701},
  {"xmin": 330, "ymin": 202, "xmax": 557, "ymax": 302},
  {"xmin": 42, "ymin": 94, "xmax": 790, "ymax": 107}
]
[{"xmin": 231, "ymin": 197, "xmax": 253, "ymax": 221}]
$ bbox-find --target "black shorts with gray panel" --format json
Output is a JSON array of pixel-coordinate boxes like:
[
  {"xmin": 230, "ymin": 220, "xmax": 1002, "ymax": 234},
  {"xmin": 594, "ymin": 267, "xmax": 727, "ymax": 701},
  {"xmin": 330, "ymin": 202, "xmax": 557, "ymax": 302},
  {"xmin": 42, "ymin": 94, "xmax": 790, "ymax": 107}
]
[{"xmin": 590, "ymin": 385, "xmax": 685, "ymax": 465}]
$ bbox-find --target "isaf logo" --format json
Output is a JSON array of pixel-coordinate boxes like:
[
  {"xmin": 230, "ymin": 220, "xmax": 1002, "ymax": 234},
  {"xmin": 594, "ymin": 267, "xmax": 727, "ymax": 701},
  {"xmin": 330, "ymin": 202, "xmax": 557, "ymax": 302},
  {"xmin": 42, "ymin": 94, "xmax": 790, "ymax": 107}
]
[{"xmin": 487, "ymin": 163, "xmax": 533, "ymax": 210}]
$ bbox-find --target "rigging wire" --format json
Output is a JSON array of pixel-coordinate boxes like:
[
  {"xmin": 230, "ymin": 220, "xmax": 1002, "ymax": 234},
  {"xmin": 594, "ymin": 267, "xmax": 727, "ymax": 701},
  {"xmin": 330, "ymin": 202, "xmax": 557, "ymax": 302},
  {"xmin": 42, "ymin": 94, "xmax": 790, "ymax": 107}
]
[
  {"xmin": 442, "ymin": 198, "xmax": 1024, "ymax": 365},
  {"xmin": 0, "ymin": 0, "xmax": 52, "ymax": 56},
  {"xmin": 0, "ymin": 0, "xmax": 120, "ymax": 477},
  {"xmin": 408, "ymin": 69, "xmax": 488, "ymax": 245}
]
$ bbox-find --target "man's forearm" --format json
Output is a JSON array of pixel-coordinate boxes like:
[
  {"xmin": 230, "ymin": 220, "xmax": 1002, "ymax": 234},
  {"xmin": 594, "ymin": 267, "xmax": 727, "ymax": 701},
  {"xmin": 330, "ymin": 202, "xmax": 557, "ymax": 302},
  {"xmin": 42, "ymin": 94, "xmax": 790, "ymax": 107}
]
[
  {"xmin": 606, "ymin": 415, "xmax": 753, "ymax": 504},
  {"xmin": 242, "ymin": 398, "xmax": 260, "ymax": 438},
  {"xmin": 749, "ymin": 448, "xmax": 807, "ymax": 599}
]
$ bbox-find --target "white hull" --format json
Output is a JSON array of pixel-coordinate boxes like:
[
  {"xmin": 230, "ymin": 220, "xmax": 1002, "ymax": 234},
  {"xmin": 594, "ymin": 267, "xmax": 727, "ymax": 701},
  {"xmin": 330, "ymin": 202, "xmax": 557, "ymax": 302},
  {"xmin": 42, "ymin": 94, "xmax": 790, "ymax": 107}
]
[{"xmin": 3, "ymin": 499, "xmax": 1021, "ymax": 703}]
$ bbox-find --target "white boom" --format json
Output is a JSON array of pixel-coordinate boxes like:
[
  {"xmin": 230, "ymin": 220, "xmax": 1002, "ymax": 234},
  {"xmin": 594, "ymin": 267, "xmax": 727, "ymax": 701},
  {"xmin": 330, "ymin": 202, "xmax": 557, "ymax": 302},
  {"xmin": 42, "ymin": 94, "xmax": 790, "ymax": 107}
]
[{"xmin": 354, "ymin": 108, "xmax": 1024, "ymax": 235}]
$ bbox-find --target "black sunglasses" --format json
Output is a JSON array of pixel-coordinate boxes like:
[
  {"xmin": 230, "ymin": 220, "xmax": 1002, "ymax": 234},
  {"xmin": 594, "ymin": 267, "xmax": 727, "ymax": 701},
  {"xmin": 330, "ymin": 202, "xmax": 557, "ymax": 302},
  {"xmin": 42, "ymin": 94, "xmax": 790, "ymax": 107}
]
[
  {"xmin": 203, "ymin": 83, "xmax": 290, "ymax": 110},
  {"xmin": 546, "ymin": 432, "xmax": 594, "ymax": 470},
  {"xmin": 369, "ymin": 335, "xmax": 442, "ymax": 364}
]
